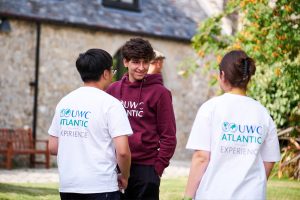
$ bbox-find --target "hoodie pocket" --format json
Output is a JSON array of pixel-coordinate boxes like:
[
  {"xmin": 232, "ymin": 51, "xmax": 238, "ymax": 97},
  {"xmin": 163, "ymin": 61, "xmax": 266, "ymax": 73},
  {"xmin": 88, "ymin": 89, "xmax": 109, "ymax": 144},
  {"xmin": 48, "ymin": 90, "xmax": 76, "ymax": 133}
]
[{"xmin": 129, "ymin": 132, "xmax": 144, "ymax": 151}]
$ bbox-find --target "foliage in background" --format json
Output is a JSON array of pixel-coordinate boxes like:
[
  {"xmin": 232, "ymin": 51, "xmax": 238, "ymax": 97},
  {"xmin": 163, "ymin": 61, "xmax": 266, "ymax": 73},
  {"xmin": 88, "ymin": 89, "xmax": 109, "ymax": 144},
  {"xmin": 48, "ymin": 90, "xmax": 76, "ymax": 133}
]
[
  {"xmin": 277, "ymin": 127, "xmax": 300, "ymax": 180},
  {"xmin": 185, "ymin": 0, "xmax": 300, "ymax": 128},
  {"xmin": 112, "ymin": 51, "xmax": 128, "ymax": 81},
  {"xmin": 183, "ymin": 0, "xmax": 300, "ymax": 179}
]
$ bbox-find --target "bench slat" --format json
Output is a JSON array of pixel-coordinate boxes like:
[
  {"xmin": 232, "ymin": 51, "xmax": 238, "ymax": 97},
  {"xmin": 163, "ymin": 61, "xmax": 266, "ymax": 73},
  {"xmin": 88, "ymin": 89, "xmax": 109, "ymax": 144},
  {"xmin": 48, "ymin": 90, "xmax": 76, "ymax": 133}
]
[{"xmin": 0, "ymin": 128, "xmax": 50, "ymax": 169}]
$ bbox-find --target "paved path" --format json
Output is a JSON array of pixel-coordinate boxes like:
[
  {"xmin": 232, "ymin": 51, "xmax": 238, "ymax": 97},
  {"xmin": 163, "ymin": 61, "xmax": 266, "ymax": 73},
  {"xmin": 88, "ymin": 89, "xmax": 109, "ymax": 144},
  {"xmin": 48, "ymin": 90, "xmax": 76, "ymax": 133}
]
[{"xmin": 0, "ymin": 160, "xmax": 190, "ymax": 183}]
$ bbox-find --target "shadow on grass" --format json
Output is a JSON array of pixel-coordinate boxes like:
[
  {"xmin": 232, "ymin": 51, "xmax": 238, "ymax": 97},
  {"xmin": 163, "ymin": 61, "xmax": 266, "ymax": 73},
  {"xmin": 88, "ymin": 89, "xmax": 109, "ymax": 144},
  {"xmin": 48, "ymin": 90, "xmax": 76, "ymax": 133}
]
[{"xmin": 0, "ymin": 183, "xmax": 58, "ymax": 196}]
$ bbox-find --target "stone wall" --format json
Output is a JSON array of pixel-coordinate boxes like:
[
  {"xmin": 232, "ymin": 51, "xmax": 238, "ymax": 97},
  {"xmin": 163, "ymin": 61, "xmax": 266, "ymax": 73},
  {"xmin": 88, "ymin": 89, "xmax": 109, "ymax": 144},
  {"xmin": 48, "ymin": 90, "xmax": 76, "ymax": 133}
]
[
  {"xmin": 0, "ymin": 19, "xmax": 214, "ymax": 162},
  {"xmin": 0, "ymin": 20, "xmax": 36, "ymax": 129}
]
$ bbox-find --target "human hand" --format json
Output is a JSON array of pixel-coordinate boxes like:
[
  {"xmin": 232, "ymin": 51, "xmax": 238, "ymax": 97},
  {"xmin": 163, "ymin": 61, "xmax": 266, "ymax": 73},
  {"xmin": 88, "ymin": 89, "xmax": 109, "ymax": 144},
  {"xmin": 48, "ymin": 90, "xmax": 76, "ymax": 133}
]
[{"xmin": 117, "ymin": 173, "xmax": 128, "ymax": 193}]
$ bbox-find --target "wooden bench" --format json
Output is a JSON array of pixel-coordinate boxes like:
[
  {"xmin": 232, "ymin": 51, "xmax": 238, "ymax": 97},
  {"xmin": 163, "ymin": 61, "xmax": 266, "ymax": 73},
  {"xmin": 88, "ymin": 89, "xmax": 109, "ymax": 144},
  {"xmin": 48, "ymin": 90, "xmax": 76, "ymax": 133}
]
[{"xmin": 0, "ymin": 128, "xmax": 50, "ymax": 169}]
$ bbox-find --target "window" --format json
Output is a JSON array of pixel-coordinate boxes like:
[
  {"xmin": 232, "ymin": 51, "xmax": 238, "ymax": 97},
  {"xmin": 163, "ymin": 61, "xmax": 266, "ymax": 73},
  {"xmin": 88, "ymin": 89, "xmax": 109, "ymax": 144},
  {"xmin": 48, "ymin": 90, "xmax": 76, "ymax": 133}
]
[
  {"xmin": 102, "ymin": 0, "xmax": 140, "ymax": 12},
  {"xmin": 0, "ymin": 18, "xmax": 11, "ymax": 33}
]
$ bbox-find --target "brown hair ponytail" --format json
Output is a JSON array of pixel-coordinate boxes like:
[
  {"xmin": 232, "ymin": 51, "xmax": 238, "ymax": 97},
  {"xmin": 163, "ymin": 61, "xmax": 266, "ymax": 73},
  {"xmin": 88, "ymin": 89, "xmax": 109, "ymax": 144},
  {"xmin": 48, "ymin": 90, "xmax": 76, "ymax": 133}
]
[{"xmin": 219, "ymin": 50, "xmax": 256, "ymax": 90}]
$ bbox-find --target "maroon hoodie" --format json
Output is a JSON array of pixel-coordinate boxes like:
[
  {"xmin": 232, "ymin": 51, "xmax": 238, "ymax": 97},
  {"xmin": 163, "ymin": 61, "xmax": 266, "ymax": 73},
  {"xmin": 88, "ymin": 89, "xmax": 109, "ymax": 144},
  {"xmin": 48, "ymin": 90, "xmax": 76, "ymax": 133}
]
[{"xmin": 106, "ymin": 73, "xmax": 176, "ymax": 176}]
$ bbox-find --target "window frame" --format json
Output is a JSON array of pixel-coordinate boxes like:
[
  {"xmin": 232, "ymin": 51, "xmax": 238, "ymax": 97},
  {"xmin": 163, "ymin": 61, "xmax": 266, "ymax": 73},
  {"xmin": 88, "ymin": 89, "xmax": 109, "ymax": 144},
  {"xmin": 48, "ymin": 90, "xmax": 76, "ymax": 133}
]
[{"xmin": 102, "ymin": 0, "xmax": 140, "ymax": 12}]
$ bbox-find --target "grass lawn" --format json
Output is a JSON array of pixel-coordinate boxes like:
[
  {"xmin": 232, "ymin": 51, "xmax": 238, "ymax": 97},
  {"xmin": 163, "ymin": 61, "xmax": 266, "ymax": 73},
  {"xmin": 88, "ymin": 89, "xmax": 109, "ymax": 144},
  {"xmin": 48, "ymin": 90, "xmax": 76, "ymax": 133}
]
[
  {"xmin": 160, "ymin": 177, "xmax": 300, "ymax": 200},
  {"xmin": 0, "ymin": 183, "xmax": 59, "ymax": 200},
  {"xmin": 0, "ymin": 177, "xmax": 299, "ymax": 200}
]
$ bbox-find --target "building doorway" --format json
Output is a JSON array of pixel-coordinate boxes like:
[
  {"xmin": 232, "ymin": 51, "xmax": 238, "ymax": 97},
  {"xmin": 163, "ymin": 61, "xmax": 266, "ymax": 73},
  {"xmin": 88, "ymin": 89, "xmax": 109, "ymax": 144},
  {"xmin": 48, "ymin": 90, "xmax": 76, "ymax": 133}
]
[{"xmin": 113, "ymin": 48, "xmax": 127, "ymax": 81}]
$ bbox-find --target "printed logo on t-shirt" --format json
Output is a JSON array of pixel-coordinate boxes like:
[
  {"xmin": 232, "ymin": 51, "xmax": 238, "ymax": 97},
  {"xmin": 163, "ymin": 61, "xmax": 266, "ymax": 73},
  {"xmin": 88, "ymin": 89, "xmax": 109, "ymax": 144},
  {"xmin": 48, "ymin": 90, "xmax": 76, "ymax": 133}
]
[
  {"xmin": 59, "ymin": 108, "xmax": 91, "ymax": 127},
  {"xmin": 221, "ymin": 122, "xmax": 263, "ymax": 144},
  {"xmin": 222, "ymin": 122, "xmax": 238, "ymax": 133},
  {"xmin": 121, "ymin": 100, "xmax": 144, "ymax": 118},
  {"xmin": 220, "ymin": 121, "xmax": 264, "ymax": 156},
  {"xmin": 58, "ymin": 108, "xmax": 91, "ymax": 139}
]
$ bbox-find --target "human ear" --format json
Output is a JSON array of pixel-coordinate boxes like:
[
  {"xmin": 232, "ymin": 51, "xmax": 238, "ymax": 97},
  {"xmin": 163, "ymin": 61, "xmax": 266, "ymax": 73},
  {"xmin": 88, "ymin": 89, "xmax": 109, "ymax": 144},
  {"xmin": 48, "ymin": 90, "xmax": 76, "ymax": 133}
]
[
  {"xmin": 220, "ymin": 71, "xmax": 226, "ymax": 82},
  {"xmin": 102, "ymin": 69, "xmax": 110, "ymax": 80},
  {"xmin": 123, "ymin": 59, "xmax": 129, "ymax": 68}
]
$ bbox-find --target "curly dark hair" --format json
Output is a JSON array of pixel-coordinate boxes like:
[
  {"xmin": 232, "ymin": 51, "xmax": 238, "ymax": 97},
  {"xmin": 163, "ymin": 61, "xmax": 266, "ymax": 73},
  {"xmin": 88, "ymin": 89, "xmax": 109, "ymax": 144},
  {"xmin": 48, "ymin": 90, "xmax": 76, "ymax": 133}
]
[{"xmin": 121, "ymin": 37, "xmax": 155, "ymax": 62}]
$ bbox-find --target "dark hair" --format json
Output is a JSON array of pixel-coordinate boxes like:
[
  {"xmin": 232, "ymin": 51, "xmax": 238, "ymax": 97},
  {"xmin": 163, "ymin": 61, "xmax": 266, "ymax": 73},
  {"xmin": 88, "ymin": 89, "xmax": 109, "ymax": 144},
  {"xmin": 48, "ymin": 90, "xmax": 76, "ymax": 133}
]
[
  {"xmin": 121, "ymin": 37, "xmax": 155, "ymax": 62},
  {"xmin": 219, "ymin": 50, "xmax": 256, "ymax": 89},
  {"xmin": 76, "ymin": 49, "xmax": 112, "ymax": 82}
]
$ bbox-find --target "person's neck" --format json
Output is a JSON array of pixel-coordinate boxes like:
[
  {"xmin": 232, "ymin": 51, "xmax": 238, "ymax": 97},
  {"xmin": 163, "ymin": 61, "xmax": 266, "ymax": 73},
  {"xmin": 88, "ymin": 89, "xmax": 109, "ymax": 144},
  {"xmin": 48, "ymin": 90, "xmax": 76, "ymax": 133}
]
[
  {"xmin": 228, "ymin": 88, "xmax": 246, "ymax": 96},
  {"xmin": 128, "ymin": 76, "xmax": 136, "ymax": 83},
  {"xmin": 128, "ymin": 76, "xmax": 144, "ymax": 83},
  {"xmin": 83, "ymin": 81, "xmax": 105, "ymax": 90}
]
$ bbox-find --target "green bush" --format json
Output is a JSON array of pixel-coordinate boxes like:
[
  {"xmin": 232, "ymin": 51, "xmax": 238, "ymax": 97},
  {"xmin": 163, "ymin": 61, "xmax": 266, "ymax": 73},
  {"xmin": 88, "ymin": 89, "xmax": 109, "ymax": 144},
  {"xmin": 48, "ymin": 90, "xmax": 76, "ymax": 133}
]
[{"xmin": 186, "ymin": 0, "xmax": 300, "ymax": 129}]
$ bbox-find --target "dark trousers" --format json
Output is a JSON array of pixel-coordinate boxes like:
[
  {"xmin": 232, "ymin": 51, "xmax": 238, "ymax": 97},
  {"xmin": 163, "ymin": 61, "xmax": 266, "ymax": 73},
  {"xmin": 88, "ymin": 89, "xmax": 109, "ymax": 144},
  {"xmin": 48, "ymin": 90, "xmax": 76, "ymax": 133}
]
[
  {"xmin": 122, "ymin": 164, "xmax": 161, "ymax": 200},
  {"xmin": 60, "ymin": 191, "xmax": 120, "ymax": 200}
]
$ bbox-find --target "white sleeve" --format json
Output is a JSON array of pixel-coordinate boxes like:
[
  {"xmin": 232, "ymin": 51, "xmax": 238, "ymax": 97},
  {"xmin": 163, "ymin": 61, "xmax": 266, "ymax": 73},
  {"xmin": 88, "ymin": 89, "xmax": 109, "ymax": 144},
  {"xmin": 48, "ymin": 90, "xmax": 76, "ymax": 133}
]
[
  {"xmin": 107, "ymin": 101, "xmax": 133, "ymax": 138},
  {"xmin": 260, "ymin": 118, "xmax": 281, "ymax": 162},
  {"xmin": 48, "ymin": 107, "xmax": 60, "ymax": 137},
  {"xmin": 186, "ymin": 104, "xmax": 212, "ymax": 151}
]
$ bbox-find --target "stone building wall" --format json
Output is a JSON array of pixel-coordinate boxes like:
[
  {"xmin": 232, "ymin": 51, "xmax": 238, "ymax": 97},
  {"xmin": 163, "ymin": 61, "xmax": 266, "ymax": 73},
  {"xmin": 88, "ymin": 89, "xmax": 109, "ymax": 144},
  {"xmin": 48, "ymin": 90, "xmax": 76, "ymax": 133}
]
[
  {"xmin": 0, "ymin": 19, "xmax": 213, "ymax": 161},
  {"xmin": 0, "ymin": 20, "xmax": 36, "ymax": 129}
]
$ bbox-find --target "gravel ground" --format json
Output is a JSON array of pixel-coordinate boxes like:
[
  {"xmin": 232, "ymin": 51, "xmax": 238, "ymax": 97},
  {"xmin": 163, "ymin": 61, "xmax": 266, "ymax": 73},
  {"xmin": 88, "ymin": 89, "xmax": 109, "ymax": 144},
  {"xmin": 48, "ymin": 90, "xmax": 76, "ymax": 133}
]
[{"xmin": 0, "ymin": 160, "xmax": 190, "ymax": 183}]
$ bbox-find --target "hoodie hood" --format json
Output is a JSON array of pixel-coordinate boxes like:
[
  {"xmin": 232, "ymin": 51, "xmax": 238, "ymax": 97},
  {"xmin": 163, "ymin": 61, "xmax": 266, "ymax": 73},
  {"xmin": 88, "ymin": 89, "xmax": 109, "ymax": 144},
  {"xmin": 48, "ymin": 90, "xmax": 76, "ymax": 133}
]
[{"xmin": 119, "ymin": 73, "xmax": 164, "ymax": 104}]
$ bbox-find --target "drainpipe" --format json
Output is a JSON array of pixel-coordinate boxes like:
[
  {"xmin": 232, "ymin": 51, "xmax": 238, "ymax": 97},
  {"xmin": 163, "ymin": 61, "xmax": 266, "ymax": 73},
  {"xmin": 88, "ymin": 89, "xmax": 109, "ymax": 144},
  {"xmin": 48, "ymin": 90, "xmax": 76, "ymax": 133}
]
[
  {"xmin": 32, "ymin": 22, "xmax": 41, "ymax": 141},
  {"xmin": 28, "ymin": 22, "xmax": 40, "ymax": 167}
]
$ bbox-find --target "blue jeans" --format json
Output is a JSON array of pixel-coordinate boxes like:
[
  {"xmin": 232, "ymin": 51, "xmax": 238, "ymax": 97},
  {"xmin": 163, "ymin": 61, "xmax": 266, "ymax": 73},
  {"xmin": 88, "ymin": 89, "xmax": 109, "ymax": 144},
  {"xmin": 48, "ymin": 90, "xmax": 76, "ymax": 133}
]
[{"xmin": 60, "ymin": 191, "xmax": 120, "ymax": 200}]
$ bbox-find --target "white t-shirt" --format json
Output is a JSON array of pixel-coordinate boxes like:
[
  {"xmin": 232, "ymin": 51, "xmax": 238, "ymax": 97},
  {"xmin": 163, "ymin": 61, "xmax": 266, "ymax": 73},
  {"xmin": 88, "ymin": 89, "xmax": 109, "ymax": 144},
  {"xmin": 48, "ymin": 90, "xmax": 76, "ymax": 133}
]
[
  {"xmin": 186, "ymin": 93, "xmax": 281, "ymax": 200},
  {"xmin": 48, "ymin": 86, "xmax": 132, "ymax": 193}
]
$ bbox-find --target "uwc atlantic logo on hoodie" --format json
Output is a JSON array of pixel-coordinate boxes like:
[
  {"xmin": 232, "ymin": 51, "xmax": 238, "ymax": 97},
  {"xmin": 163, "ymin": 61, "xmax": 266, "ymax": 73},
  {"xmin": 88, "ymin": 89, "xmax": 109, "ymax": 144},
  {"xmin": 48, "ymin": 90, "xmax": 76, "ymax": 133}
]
[{"xmin": 121, "ymin": 100, "xmax": 144, "ymax": 117}]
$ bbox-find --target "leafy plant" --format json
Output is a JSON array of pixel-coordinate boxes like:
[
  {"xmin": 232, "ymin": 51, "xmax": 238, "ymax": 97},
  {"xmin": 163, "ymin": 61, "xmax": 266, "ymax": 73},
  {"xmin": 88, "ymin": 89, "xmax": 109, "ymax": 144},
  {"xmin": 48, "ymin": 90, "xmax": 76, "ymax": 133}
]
[
  {"xmin": 184, "ymin": 0, "xmax": 300, "ymax": 128},
  {"xmin": 184, "ymin": 0, "xmax": 300, "ymax": 179}
]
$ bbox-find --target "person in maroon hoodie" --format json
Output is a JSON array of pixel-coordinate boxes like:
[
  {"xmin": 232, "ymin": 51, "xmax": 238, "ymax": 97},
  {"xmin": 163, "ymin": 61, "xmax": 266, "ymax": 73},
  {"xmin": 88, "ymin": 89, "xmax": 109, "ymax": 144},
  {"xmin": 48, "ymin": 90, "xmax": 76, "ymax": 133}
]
[{"xmin": 107, "ymin": 37, "xmax": 177, "ymax": 200}]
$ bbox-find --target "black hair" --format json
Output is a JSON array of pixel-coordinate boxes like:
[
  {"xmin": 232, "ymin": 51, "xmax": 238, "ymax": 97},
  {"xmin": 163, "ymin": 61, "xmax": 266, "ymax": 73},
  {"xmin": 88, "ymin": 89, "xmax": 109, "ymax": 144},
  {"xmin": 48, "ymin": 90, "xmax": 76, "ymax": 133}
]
[
  {"xmin": 121, "ymin": 37, "xmax": 155, "ymax": 62},
  {"xmin": 76, "ymin": 49, "xmax": 112, "ymax": 82},
  {"xmin": 219, "ymin": 50, "xmax": 256, "ymax": 90}
]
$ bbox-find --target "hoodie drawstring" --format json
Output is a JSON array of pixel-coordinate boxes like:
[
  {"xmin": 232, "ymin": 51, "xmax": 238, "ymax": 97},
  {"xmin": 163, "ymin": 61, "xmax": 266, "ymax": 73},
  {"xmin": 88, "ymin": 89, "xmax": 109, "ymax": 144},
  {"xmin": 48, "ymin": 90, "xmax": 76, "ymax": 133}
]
[
  {"xmin": 137, "ymin": 79, "xmax": 144, "ymax": 105},
  {"xmin": 119, "ymin": 75, "xmax": 144, "ymax": 105},
  {"xmin": 119, "ymin": 77, "xmax": 125, "ymax": 99}
]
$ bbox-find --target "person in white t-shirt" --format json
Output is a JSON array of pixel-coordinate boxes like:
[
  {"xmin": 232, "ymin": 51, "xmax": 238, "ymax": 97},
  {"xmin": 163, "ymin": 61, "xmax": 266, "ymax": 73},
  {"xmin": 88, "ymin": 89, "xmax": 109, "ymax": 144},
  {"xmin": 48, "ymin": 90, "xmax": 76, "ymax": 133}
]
[
  {"xmin": 183, "ymin": 50, "xmax": 281, "ymax": 200},
  {"xmin": 48, "ymin": 49, "xmax": 132, "ymax": 200}
]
